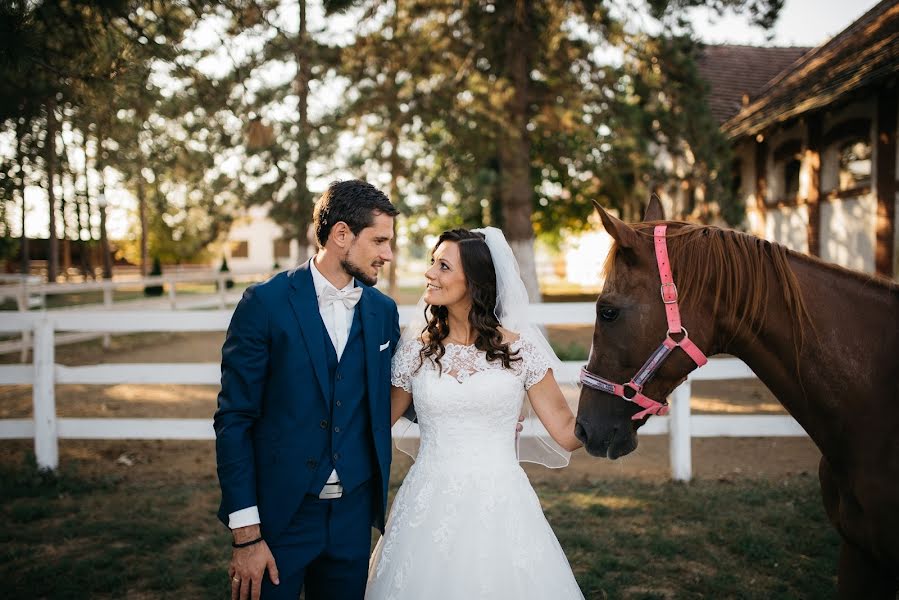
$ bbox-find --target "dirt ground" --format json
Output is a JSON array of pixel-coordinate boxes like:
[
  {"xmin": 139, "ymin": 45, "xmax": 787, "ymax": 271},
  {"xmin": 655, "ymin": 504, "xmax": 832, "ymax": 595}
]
[{"xmin": 0, "ymin": 328, "xmax": 822, "ymax": 484}]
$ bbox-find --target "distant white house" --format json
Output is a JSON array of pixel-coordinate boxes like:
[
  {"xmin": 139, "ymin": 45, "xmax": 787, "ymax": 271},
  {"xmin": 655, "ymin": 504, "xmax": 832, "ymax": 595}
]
[{"xmin": 221, "ymin": 204, "xmax": 308, "ymax": 272}]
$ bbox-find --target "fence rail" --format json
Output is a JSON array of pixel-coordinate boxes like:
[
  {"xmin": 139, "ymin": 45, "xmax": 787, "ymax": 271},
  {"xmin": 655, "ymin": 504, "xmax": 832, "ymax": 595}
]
[
  {"xmin": 0, "ymin": 270, "xmax": 274, "ymax": 359},
  {"xmin": 0, "ymin": 306, "xmax": 807, "ymax": 480}
]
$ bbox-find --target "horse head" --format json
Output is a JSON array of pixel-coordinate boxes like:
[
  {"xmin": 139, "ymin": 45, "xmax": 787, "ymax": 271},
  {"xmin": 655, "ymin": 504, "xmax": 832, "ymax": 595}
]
[{"xmin": 575, "ymin": 197, "xmax": 715, "ymax": 458}]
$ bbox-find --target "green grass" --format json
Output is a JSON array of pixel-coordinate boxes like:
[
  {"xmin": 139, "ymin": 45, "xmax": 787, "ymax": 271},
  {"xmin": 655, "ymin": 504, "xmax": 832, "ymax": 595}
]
[
  {"xmin": 3, "ymin": 458, "xmax": 838, "ymax": 599},
  {"xmin": 540, "ymin": 477, "xmax": 838, "ymax": 599}
]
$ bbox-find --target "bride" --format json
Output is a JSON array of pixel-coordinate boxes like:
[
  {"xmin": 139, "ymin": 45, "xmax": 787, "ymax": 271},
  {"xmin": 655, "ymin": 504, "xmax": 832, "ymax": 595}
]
[{"xmin": 365, "ymin": 227, "xmax": 584, "ymax": 599}]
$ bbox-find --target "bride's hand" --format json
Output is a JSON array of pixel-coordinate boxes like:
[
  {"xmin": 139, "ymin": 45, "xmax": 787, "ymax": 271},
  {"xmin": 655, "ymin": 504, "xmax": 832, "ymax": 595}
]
[{"xmin": 229, "ymin": 526, "xmax": 279, "ymax": 600}]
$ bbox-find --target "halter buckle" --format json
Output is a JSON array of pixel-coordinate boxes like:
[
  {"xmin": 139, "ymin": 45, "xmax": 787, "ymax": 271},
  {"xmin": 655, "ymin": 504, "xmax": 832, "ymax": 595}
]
[{"xmin": 660, "ymin": 282, "xmax": 678, "ymax": 304}]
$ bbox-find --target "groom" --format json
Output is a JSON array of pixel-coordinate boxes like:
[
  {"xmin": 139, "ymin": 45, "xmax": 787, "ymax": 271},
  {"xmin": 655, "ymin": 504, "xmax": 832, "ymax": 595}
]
[{"xmin": 214, "ymin": 180, "xmax": 400, "ymax": 600}]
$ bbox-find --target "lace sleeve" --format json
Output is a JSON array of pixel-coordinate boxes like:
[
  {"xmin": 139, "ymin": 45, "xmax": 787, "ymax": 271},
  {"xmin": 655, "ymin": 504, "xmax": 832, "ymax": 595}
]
[
  {"xmin": 391, "ymin": 338, "xmax": 421, "ymax": 393},
  {"xmin": 518, "ymin": 334, "xmax": 553, "ymax": 390}
]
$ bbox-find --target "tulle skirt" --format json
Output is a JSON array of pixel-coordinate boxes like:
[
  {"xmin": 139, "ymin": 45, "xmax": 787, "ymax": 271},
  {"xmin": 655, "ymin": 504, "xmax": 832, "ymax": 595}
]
[{"xmin": 365, "ymin": 458, "xmax": 584, "ymax": 599}]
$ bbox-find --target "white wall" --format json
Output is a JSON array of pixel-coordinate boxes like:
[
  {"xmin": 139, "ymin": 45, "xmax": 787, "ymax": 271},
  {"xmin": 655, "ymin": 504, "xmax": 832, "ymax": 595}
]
[
  {"xmin": 817, "ymin": 99, "xmax": 877, "ymax": 273},
  {"xmin": 820, "ymin": 193, "xmax": 877, "ymax": 272},
  {"xmin": 765, "ymin": 204, "xmax": 810, "ymax": 253}
]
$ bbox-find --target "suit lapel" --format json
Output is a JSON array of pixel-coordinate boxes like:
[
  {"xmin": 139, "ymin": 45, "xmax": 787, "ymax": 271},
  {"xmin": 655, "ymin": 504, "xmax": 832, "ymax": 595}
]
[
  {"xmin": 287, "ymin": 261, "xmax": 331, "ymax": 403},
  {"xmin": 359, "ymin": 286, "xmax": 381, "ymax": 406}
]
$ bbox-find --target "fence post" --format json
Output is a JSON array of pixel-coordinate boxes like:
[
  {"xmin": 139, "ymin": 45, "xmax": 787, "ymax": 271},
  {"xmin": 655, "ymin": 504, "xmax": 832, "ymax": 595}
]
[
  {"xmin": 669, "ymin": 381, "xmax": 692, "ymax": 482},
  {"xmin": 102, "ymin": 284, "xmax": 113, "ymax": 348},
  {"xmin": 217, "ymin": 274, "xmax": 226, "ymax": 309},
  {"xmin": 33, "ymin": 316, "xmax": 58, "ymax": 471},
  {"xmin": 168, "ymin": 275, "xmax": 177, "ymax": 309},
  {"xmin": 17, "ymin": 280, "xmax": 30, "ymax": 363}
]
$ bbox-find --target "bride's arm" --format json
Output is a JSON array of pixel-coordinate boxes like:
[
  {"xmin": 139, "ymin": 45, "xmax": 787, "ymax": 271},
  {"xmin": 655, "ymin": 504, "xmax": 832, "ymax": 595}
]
[
  {"xmin": 390, "ymin": 386, "xmax": 413, "ymax": 427},
  {"xmin": 526, "ymin": 370, "xmax": 582, "ymax": 452}
]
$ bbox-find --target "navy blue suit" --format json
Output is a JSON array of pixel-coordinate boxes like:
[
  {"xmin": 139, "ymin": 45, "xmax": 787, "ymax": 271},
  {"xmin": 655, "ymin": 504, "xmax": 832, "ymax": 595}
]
[{"xmin": 214, "ymin": 260, "xmax": 400, "ymax": 599}]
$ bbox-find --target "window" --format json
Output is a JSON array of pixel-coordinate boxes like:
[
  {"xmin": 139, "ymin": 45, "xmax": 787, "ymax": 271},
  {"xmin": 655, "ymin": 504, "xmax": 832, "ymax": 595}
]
[
  {"xmin": 838, "ymin": 139, "xmax": 872, "ymax": 190},
  {"xmin": 773, "ymin": 139, "xmax": 802, "ymax": 202},
  {"xmin": 784, "ymin": 158, "xmax": 801, "ymax": 197},
  {"xmin": 230, "ymin": 241, "xmax": 249, "ymax": 258},
  {"xmin": 273, "ymin": 238, "xmax": 291, "ymax": 259}
]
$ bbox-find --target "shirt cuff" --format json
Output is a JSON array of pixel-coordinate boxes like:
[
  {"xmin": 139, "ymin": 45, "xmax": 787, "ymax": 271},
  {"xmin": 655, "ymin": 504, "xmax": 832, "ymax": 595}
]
[{"xmin": 228, "ymin": 506, "xmax": 261, "ymax": 529}]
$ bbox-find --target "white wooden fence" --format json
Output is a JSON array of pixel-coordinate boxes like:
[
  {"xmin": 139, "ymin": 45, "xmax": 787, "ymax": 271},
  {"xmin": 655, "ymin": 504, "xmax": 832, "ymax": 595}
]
[
  {"xmin": 0, "ymin": 304, "xmax": 807, "ymax": 481},
  {"xmin": 0, "ymin": 269, "xmax": 274, "ymax": 359}
]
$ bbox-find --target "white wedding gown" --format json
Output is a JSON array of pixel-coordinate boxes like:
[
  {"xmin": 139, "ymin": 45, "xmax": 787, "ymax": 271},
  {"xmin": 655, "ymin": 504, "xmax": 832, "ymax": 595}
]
[{"xmin": 365, "ymin": 336, "xmax": 584, "ymax": 599}]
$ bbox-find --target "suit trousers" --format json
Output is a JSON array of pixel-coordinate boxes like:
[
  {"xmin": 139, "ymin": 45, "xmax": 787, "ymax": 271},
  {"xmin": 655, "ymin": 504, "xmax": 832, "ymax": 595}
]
[{"xmin": 261, "ymin": 480, "xmax": 374, "ymax": 600}]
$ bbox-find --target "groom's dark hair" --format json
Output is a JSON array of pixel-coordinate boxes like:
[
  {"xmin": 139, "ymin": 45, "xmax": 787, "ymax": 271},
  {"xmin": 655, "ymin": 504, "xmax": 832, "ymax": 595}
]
[{"xmin": 313, "ymin": 180, "xmax": 399, "ymax": 248}]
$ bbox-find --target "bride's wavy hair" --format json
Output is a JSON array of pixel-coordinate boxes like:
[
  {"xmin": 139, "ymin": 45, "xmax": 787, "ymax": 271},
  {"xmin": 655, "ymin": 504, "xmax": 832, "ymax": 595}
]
[{"xmin": 419, "ymin": 229, "xmax": 521, "ymax": 374}]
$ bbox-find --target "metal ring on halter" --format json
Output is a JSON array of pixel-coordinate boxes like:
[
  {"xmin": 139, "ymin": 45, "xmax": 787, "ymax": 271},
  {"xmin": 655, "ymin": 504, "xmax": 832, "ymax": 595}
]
[{"xmin": 667, "ymin": 326, "xmax": 689, "ymax": 339}]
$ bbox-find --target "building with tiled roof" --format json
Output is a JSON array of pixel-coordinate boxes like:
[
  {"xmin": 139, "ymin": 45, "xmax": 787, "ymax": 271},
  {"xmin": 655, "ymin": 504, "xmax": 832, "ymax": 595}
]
[
  {"xmin": 697, "ymin": 45, "xmax": 810, "ymax": 124},
  {"xmin": 710, "ymin": 0, "xmax": 897, "ymax": 278}
]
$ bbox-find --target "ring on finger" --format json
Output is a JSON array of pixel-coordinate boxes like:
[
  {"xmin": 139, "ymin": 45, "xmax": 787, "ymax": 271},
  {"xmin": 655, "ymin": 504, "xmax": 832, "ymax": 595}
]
[{"xmin": 232, "ymin": 576, "xmax": 240, "ymax": 583}]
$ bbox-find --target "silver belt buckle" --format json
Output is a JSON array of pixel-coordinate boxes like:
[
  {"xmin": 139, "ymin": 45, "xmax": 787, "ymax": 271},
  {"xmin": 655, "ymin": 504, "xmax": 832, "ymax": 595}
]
[{"xmin": 319, "ymin": 481, "xmax": 344, "ymax": 499}]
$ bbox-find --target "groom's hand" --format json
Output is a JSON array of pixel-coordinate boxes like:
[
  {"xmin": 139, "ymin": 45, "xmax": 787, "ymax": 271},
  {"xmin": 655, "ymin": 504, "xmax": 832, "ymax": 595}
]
[{"xmin": 229, "ymin": 524, "xmax": 279, "ymax": 600}]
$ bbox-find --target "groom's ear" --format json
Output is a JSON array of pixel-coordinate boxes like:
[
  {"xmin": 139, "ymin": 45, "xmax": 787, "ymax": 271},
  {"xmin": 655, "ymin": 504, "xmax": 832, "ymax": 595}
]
[
  {"xmin": 329, "ymin": 221, "xmax": 352, "ymax": 248},
  {"xmin": 593, "ymin": 200, "xmax": 638, "ymax": 249}
]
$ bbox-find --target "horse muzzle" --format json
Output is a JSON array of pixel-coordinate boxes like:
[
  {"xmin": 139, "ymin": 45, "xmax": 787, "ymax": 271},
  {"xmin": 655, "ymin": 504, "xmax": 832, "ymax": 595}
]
[{"xmin": 575, "ymin": 417, "xmax": 638, "ymax": 459}]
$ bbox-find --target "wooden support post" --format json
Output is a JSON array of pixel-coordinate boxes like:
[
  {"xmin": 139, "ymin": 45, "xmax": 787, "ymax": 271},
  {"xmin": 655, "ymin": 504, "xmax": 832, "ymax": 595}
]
[
  {"xmin": 218, "ymin": 274, "xmax": 226, "ymax": 309},
  {"xmin": 17, "ymin": 280, "xmax": 30, "ymax": 363},
  {"xmin": 102, "ymin": 285, "xmax": 113, "ymax": 348},
  {"xmin": 168, "ymin": 276, "xmax": 177, "ymax": 310},
  {"xmin": 806, "ymin": 114, "xmax": 822, "ymax": 257},
  {"xmin": 755, "ymin": 136, "xmax": 769, "ymax": 234},
  {"xmin": 875, "ymin": 86, "xmax": 897, "ymax": 278},
  {"xmin": 33, "ymin": 317, "xmax": 57, "ymax": 471},
  {"xmin": 669, "ymin": 381, "xmax": 692, "ymax": 482}
]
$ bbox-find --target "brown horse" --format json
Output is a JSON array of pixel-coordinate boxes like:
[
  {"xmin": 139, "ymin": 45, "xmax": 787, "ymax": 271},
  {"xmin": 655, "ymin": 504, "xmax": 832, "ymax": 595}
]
[{"xmin": 575, "ymin": 198, "xmax": 899, "ymax": 598}]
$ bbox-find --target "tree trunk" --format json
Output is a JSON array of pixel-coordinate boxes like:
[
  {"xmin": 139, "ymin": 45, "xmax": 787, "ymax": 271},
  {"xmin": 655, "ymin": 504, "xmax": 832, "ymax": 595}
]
[
  {"xmin": 96, "ymin": 139, "xmax": 113, "ymax": 280},
  {"xmin": 387, "ymin": 135, "xmax": 400, "ymax": 296},
  {"xmin": 80, "ymin": 133, "xmax": 95, "ymax": 278},
  {"xmin": 386, "ymin": 0, "xmax": 403, "ymax": 297},
  {"xmin": 60, "ymin": 172, "xmax": 72, "ymax": 279},
  {"xmin": 16, "ymin": 117, "xmax": 29, "ymax": 275},
  {"xmin": 497, "ymin": 0, "xmax": 540, "ymax": 301},
  {"xmin": 293, "ymin": 0, "xmax": 312, "ymax": 264},
  {"xmin": 137, "ymin": 171, "xmax": 148, "ymax": 277},
  {"xmin": 59, "ymin": 133, "xmax": 75, "ymax": 279},
  {"xmin": 45, "ymin": 102, "xmax": 59, "ymax": 282}
]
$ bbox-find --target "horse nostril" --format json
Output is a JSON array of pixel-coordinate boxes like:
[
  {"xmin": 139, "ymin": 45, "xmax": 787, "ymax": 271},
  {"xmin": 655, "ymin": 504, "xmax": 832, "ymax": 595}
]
[{"xmin": 574, "ymin": 420, "xmax": 587, "ymax": 442}]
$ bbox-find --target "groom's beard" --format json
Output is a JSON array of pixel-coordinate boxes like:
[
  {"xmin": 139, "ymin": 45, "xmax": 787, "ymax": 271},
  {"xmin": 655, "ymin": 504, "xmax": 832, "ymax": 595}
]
[{"xmin": 341, "ymin": 256, "xmax": 380, "ymax": 287}]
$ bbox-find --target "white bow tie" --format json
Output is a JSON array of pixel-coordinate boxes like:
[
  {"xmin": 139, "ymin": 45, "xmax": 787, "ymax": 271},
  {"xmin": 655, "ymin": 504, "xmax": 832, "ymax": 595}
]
[{"xmin": 319, "ymin": 285, "xmax": 362, "ymax": 310}]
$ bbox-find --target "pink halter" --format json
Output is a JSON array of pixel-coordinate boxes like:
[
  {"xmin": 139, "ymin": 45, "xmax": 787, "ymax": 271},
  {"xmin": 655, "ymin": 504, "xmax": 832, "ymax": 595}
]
[{"xmin": 579, "ymin": 225, "xmax": 708, "ymax": 420}]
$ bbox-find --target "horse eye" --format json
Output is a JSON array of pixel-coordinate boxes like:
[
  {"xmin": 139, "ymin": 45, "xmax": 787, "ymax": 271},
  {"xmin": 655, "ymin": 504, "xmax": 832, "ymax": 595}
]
[{"xmin": 599, "ymin": 307, "xmax": 619, "ymax": 322}]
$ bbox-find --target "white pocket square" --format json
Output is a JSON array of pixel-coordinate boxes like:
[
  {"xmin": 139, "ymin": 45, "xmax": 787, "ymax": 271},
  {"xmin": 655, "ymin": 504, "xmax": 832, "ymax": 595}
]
[{"xmin": 379, "ymin": 341, "xmax": 391, "ymax": 352}]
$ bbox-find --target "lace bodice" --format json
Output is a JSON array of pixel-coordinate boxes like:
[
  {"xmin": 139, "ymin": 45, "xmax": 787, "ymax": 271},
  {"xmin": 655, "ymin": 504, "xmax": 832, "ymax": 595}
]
[
  {"xmin": 391, "ymin": 336, "xmax": 551, "ymax": 465},
  {"xmin": 368, "ymin": 335, "xmax": 584, "ymax": 600}
]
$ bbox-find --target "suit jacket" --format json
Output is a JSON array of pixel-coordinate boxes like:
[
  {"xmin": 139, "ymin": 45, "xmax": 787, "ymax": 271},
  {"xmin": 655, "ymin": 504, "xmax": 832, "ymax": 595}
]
[{"xmin": 214, "ymin": 260, "xmax": 400, "ymax": 540}]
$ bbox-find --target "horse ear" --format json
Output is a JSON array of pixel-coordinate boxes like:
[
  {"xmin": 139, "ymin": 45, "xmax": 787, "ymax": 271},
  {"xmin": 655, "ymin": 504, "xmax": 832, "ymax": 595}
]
[
  {"xmin": 643, "ymin": 194, "xmax": 665, "ymax": 222},
  {"xmin": 592, "ymin": 200, "xmax": 638, "ymax": 248}
]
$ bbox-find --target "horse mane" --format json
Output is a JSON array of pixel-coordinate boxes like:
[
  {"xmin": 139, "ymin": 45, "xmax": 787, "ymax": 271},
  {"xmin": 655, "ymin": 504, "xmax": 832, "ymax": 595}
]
[{"xmin": 602, "ymin": 221, "xmax": 815, "ymax": 348}]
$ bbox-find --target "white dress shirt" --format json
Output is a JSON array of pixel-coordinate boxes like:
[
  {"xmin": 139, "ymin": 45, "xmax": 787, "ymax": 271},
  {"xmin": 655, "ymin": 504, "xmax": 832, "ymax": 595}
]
[{"xmin": 228, "ymin": 258, "xmax": 357, "ymax": 529}]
